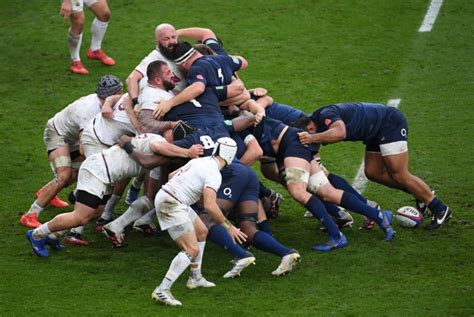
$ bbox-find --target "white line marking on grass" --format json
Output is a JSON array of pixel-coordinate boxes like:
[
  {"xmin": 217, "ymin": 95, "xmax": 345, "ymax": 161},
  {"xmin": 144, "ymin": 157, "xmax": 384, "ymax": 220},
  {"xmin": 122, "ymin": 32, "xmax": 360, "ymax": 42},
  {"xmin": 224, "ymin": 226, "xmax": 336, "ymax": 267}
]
[
  {"xmin": 351, "ymin": 99, "xmax": 401, "ymax": 193},
  {"xmin": 419, "ymin": 0, "xmax": 443, "ymax": 32}
]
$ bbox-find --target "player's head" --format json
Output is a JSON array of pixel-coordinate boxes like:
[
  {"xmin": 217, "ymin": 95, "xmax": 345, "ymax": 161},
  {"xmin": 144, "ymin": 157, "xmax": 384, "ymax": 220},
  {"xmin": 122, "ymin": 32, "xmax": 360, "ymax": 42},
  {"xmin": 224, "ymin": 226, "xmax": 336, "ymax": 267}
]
[
  {"xmin": 173, "ymin": 41, "xmax": 201, "ymax": 70},
  {"xmin": 155, "ymin": 23, "xmax": 178, "ymax": 59},
  {"xmin": 291, "ymin": 116, "xmax": 316, "ymax": 133},
  {"xmin": 193, "ymin": 43, "xmax": 216, "ymax": 56},
  {"xmin": 146, "ymin": 60, "xmax": 175, "ymax": 91},
  {"xmin": 172, "ymin": 121, "xmax": 197, "ymax": 141},
  {"xmin": 96, "ymin": 75, "xmax": 123, "ymax": 100},
  {"xmin": 212, "ymin": 137, "xmax": 237, "ymax": 167}
]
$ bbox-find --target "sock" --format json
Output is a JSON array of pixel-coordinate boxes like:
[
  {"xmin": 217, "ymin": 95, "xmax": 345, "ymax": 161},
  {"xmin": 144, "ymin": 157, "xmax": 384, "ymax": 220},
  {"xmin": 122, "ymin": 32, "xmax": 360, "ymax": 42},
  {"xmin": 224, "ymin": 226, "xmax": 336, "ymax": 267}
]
[
  {"xmin": 252, "ymin": 231, "xmax": 290, "ymax": 257},
  {"xmin": 428, "ymin": 197, "xmax": 448, "ymax": 216},
  {"xmin": 90, "ymin": 18, "xmax": 108, "ymax": 51},
  {"xmin": 33, "ymin": 223, "xmax": 51, "ymax": 240},
  {"xmin": 134, "ymin": 208, "xmax": 156, "ymax": 227},
  {"xmin": 257, "ymin": 219, "xmax": 273, "ymax": 236},
  {"xmin": 340, "ymin": 192, "xmax": 383, "ymax": 226},
  {"xmin": 67, "ymin": 29, "xmax": 82, "ymax": 61},
  {"xmin": 191, "ymin": 241, "xmax": 206, "ymax": 280},
  {"xmin": 207, "ymin": 224, "xmax": 248, "ymax": 259},
  {"xmin": 28, "ymin": 201, "xmax": 44, "ymax": 215},
  {"xmin": 259, "ymin": 181, "xmax": 272, "ymax": 198},
  {"xmin": 131, "ymin": 177, "xmax": 143, "ymax": 190},
  {"xmin": 323, "ymin": 202, "xmax": 344, "ymax": 218},
  {"xmin": 159, "ymin": 251, "xmax": 192, "ymax": 290},
  {"xmin": 328, "ymin": 173, "xmax": 367, "ymax": 203},
  {"xmin": 305, "ymin": 195, "xmax": 340, "ymax": 239},
  {"xmin": 102, "ymin": 194, "xmax": 120, "ymax": 221},
  {"xmin": 108, "ymin": 196, "xmax": 153, "ymax": 232},
  {"xmin": 70, "ymin": 225, "xmax": 84, "ymax": 235}
]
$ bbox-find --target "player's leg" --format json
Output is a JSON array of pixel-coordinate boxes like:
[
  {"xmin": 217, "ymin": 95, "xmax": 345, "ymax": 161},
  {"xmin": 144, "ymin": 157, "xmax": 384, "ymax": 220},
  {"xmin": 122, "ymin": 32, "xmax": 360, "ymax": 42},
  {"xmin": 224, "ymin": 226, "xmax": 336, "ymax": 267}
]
[
  {"xmin": 365, "ymin": 151, "xmax": 405, "ymax": 189},
  {"xmin": 256, "ymin": 200, "xmax": 272, "ymax": 235},
  {"xmin": 68, "ymin": 4, "xmax": 88, "ymax": 74},
  {"xmin": 96, "ymin": 177, "xmax": 129, "ymax": 230},
  {"xmin": 86, "ymin": 0, "xmax": 115, "ymax": 66}
]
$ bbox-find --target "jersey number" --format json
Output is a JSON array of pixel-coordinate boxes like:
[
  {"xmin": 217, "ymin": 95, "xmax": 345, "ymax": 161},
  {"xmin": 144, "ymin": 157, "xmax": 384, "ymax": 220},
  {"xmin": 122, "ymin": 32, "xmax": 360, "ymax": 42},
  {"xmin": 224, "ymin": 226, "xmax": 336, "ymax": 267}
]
[
  {"xmin": 200, "ymin": 135, "xmax": 215, "ymax": 149},
  {"xmin": 190, "ymin": 99, "xmax": 202, "ymax": 108},
  {"xmin": 217, "ymin": 68, "xmax": 224, "ymax": 85}
]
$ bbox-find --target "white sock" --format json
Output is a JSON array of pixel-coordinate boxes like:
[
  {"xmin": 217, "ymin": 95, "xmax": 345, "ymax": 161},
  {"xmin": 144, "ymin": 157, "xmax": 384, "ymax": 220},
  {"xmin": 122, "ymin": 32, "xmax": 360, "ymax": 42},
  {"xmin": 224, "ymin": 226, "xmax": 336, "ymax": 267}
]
[
  {"xmin": 159, "ymin": 251, "xmax": 192, "ymax": 290},
  {"xmin": 133, "ymin": 208, "xmax": 156, "ymax": 227},
  {"xmin": 28, "ymin": 201, "xmax": 44, "ymax": 215},
  {"xmin": 191, "ymin": 241, "xmax": 206, "ymax": 280},
  {"xmin": 33, "ymin": 223, "xmax": 51, "ymax": 240},
  {"xmin": 108, "ymin": 196, "xmax": 152, "ymax": 233},
  {"xmin": 68, "ymin": 28, "xmax": 82, "ymax": 62},
  {"xmin": 70, "ymin": 225, "xmax": 84, "ymax": 235},
  {"xmin": 102, "ymin": 194, "xmax": 120, "ymax": 220},
  {"xmin": 90, "ymin": 18, "xmax": 108, "ymax": 51}
]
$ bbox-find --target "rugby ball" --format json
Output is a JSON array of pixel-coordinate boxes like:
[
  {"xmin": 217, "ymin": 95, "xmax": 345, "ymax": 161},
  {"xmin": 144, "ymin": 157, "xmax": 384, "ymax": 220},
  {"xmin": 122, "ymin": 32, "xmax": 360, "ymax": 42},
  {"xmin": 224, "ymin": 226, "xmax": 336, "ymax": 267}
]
[{"xmin": 395, "ymin": 206, "xmax": 423, "ymax": 228}]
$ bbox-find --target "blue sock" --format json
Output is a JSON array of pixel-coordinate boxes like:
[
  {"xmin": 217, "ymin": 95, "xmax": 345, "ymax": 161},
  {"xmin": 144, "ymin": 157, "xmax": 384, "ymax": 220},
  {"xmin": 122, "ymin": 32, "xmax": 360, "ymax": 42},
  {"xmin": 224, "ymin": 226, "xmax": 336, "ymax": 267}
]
[
  {"xmin": 208, "ymin": 225, "xmax": 248, "ymax": 259},
  {"xmin": 428, "ymin": 197, "xmax": 447, "ymax": 216},
  {"xmin": 323, "ymin": 202, "xmax": 343, "ymax": 218},
  {"xmin": 340, "ymin": 192, "xmax": 383, "ymax": 225},
  {"xmin": 259, "ymin": 181, "xmax": 272, "ymax": 198},
  {"xmin": 328, "ymin": 173, "xmax": 367, "ymax": 203},
  {"xmin": 305, "ymin": 195, "xmax": 340, "ymax": 239},
  {"xmin": 257, "ymin": 220, "xmax": 273, "ymax": 236},
  {"xmin": 252, "ymin": 231, "xmax": 290, "ymax": 257}
]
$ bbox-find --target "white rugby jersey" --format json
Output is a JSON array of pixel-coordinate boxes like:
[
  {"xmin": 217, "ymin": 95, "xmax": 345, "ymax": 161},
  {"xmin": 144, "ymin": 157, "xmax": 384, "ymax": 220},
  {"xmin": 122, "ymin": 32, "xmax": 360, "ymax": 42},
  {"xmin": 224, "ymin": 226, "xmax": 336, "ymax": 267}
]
[
  {"xmin": 162, "ymin": 156, "xmax": 222, "ymax": 206},
  {"xmin": 138, "ymin": 84, "xmax": 175, "ymax": 111},
  {"xmin": 52, "ymin": 93, "xmax": 102, "ymax": 141},
  {"xmin": 86, "ymin": 93, "xmax": 137, "ymax": 146},
  {"xmin": 135, "ymin": 49, "xmax": 186, "ymax": 92},
  {"xmin": 82, "ymin": 133, "xmax": 165, "ymax": 184}
]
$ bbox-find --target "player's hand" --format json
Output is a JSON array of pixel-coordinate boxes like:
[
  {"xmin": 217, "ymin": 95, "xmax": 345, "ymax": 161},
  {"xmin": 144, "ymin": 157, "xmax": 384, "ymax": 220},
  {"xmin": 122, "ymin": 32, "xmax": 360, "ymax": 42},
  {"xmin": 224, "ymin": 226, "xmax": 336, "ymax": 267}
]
[
  {"xmin": 116, "ymin": 135, "xmax": 133, "ymax": 148},
  {"xmin": 227, "ymin": 225, "xmax": 247, "ymax": 244},
  {"xmin": 188, "ymin": 144, "xmax": 204, "ymax": 158},
  {"xmin": 102, "ymin": 104, "xmax": 113, "ymax": 119},
  {"xmin": 60, "ymin": 0, "xmax": 72, "ymax": 19},
  {"xmin": 298, "ymin": 131, "xmax": 313, "ymax": 145},
  {"xmin": 251, "ymin": 87, "xmax": 267, "ymax": 97},
  {"xmin": 254, "ymin": 112, "xmax": 265, "ymax": 126},
  {"xmin": 153, "ymin": 99, "xmax": 172, "ymax": 119}
]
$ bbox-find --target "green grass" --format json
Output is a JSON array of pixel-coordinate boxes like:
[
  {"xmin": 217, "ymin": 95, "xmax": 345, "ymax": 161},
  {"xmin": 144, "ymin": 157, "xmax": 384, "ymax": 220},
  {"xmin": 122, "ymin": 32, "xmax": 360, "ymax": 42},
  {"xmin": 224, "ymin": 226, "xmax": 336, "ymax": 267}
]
[{"xmin": 1, "ymin": 0, "xmax": 473, "ymax": 315}]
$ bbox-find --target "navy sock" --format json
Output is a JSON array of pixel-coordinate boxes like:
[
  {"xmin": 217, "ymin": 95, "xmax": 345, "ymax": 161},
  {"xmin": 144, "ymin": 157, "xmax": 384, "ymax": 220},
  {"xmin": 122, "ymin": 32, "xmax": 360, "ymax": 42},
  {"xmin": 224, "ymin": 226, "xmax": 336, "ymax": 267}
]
[
  {"xmin": 305, "ymin": 195, "xmax": 340, "ymax": 239},
  {"xmin": 259, "ymin": 181, "xmax": 272, "ymax": 198},
  {"xmin": 328, "ymin": 173, "xmax": 367, "ymax": 203},
  {"xmin": 208, "ymin": 225, "xmax": 248, "ymax": 259},
  {"xmin": 252, "ymin": 231, "xmax": 290, "ymax": 257},
  {"xmin": 257, "ymin": 220, "xmax": 273, "ymax": 236},
  {"xmin": 428, "ymin": 197, "xmax": 447, "ymax": 216},
  {"xmin": 323, "ymin": 202, "xmax": 343, "ymax": 218},
  {"xmin": 340, "ymin": 192, "xmax": 383, "ymax": 225}
]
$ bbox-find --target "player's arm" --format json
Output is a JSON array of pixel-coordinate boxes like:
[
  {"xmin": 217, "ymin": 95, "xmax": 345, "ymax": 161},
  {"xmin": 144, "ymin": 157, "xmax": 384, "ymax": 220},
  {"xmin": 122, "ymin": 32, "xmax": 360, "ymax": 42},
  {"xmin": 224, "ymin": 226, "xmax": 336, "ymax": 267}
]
[
  {"xmin": 139, "ymin": 109, "xmax": 177, "ymax": 133},
  {"xmin": 60, "ymin": 0, "xmax": 72, "ymax": 19},
  {"xmin": 298, "ymin": 120, "xmax": 347, "ymax": 144},
  {"xmin": 153, "ymin": 81, "xmax": 206, "ymax": 119},
  {"xmin": 150, "ymin": 140, "xmax": 203, "ymax": 159},
  {"xmin": 177, "ymin": 27, "xmax": 216, "ymax": 42},
  {"xmin": 239, "ymin": 137, "xmax": 263, "ymax": 166},
  {"xmin": 202, "ymin": 187, "xmax": 247, "ymax": 244},
  {"xmin": 122, "ymin": 95, "xmax": 142, "ymax": 134},
  {"xmin": 126, "ymin": 70, "xmax": 144, "ymax": 106}
]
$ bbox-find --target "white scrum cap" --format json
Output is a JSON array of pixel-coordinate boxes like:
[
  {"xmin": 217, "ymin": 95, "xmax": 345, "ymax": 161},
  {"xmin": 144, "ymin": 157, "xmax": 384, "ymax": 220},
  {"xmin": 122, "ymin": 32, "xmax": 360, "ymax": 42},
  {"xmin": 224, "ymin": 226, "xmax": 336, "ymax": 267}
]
[{"xmin": 212, "ymin": 137, "xmax": 237, "ymax": 166}]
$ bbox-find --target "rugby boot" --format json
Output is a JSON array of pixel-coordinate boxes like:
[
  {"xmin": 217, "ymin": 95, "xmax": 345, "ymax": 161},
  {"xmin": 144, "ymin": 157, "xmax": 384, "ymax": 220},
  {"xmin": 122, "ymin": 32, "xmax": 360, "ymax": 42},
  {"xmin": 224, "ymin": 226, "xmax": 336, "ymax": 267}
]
[
  {"xmin": 272, "ymin": 250, "xmax": 301, "ymax": 276},
  {"xmin": 425, "ymin": 207, "xmax": 452, "ymax": 230},
  {"xmin": 64, "ymin": 231, "xmax": 89, "ymax": 246},
  {"xmin": 19, "ymin": 212, "xmax": 42, "ymax": 228},
  {"xmin": 380, "ymin": 210, "xmax": 396, "ymax": 241},
  {"xmin": 70, "ymin": 61, "xmax": 89, "ymax": 75},
  {"xmin": 26, "ymin": 230, "xmax": 49, "ymax": 257},
  {"xmin": 186, "ymin": 276, "xmax": 216, "ymax": 289},
  {"xmin": 87, "ymin": 48, "xmax": 115, "ymax": 66},
  {"xmin": 44, "ymin": 235, "xmax": 65, "ymax": 251},
  {"xmin": 103, "ymin": 227, "xmax": 126, "ymax": 248},
  {"xmin": 151, "ymin": 288, "xmax": 182, "ymax": 306},
  {"xmin": 311, "ymin": 233, "xmax": 348, "ymax": 252},
  {"xmin": 124, "ymin": 186, "xmax": 139, "ymax": 206},
  {"xmin": 223, "ymin": 252, "xmax": 256, "ymax": 278}
]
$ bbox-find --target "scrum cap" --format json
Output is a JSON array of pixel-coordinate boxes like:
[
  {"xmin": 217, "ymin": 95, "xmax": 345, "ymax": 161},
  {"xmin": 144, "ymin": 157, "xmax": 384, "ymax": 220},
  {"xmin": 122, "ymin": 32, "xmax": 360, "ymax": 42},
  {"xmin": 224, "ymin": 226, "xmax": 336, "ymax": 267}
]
[
  {"xmin": 96, "ymin": 75, "xmax": 123, "ymax": 99},
  {"xmin": 212, "ymin": 137, "xmax": 237, "ymax": 166}
]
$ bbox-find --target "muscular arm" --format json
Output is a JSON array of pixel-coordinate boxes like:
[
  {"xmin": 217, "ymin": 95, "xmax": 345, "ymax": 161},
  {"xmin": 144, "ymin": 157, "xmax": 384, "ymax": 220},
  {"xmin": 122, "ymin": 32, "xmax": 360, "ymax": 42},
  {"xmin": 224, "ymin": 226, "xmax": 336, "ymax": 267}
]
[
  {"xmin": 123, "ymin": 95, "xmax": 141, "ymax": 134},
  {"xmin": 126, "ymin": 70, "xmax": 144, "ymax": 101},
  {"xmin": 150, "ymin": 141, "xmax": 203, "ymax": 159},
  {"xmin": 298, "ymin": 120, "xmax": 347, "ymax": 144},
  {"xmin": 153, "ymin": 81, "xmax": 206, "ymax": 118},
  {"xmin": 177, "ymin": 27, "xmax": 216, "ymax": 42},
  {"xmin": 139, "ymin": 109, "xmax": 175, "ymax": 133},
  {"xmin": 239, "ymin": 138, "xmax": 263, "ymax": 166}
]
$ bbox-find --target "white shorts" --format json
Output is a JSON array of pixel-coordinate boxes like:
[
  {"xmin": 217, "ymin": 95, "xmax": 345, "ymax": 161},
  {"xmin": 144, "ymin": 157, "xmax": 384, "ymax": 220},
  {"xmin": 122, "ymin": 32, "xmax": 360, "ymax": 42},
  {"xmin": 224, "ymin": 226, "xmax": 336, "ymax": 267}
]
[
  {"xmin": 43, "ymin": 118, "xmax": 79, "ymax": 152},
  {"xmin": 154, "ymin": 190, "xmax": 197, "ymax": 231},
  {"xmin": 76, "ymin": 167, "xmax": 111, "ymax": 199},
  {"xmin": 70, "ymin": 0, "xmax": 98, "ymax": 13},
  {"xmin": 380, "ymin": 141, "xmax": 408, "ymax": 156}
]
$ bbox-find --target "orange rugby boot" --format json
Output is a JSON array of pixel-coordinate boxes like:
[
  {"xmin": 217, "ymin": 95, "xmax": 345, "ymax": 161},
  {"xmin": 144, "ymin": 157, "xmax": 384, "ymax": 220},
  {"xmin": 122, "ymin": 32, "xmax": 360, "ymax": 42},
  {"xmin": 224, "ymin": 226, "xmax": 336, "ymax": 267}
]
[
  {"xmin": 87, "ymin": 48, "xmax": 115, "ymax": 66},
  {"xmin": 70, "ymin": 61, "xmax": 89, "ymax": 75},
  {"xmin": 19, "ymin": 212, "xmax": 42, "ymax": 228}
]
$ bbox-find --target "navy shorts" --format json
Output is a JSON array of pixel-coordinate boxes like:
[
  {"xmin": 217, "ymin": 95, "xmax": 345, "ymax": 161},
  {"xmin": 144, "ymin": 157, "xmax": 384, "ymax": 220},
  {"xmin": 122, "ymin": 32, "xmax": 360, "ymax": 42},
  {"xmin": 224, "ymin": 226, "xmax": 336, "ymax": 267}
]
[
  {"xmin": 365, "ymin": 107, "xmax": 408, "ymax": 152},
  {"xmin": 217, "ymin": 161, "xmax": 259, "ymax": 205},
  {"xmin": 276, "ymin": 127, "xmax": 315, "ymax": 165}
]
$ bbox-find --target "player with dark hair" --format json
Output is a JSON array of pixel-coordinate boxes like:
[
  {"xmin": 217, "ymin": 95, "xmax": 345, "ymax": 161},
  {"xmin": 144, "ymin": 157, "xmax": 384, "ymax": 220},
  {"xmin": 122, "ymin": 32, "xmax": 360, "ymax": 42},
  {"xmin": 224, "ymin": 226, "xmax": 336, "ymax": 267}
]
[{"xmin": 296, "ymin": 102, "xmax": 451, "ymax": 230}]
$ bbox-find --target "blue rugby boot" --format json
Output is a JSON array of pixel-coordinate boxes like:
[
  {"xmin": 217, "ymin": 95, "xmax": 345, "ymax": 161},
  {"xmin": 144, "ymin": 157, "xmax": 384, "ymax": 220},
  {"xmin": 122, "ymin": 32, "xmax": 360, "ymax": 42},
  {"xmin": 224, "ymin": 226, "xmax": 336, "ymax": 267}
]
[
  {"xmin": 380, "ymin": 210, "xmax": 396, "ymax": 241},
  {"xmin": 124, "ymin": 186, "xmax": 139, "ymax": 206},
  {"xmin": 44, "ymin": 235, "xmax": 65, "ymax": 251},
  {"xmin": 311, "ymin": 233, "xmax": 348, "ymax": 252},
  {"xmin": 26, "ymin": 230, "xmax": 49, "ymax": 257}
]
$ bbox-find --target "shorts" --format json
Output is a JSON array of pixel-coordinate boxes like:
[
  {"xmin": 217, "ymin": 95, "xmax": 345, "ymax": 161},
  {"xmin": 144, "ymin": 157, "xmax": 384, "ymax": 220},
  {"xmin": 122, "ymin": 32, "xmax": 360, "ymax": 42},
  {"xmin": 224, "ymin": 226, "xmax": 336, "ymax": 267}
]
[
  {"xmin": 70, "ymin": 0, "xmax": 98, "ymax": 13},
  {"xmin": 76, "ymin": 168, "xmax": 111, "ymax": 200},
  {"xmin": 365, "ymin": 107, "xmax": 409, "ymax": 156},
  {"xmin": 43, "ymin": 118, "xmax": 79, "ymax": 153},
  {"xmin": 276, "ymin": 128, "xmax": 314, "ymax": 165},
  {"xmin": 217, "ymin": 162, "xmax": 259, "ymax": 205},
  {"xmin": 155, "ymin": 190, "xmax": 197, "ymax": 231}
]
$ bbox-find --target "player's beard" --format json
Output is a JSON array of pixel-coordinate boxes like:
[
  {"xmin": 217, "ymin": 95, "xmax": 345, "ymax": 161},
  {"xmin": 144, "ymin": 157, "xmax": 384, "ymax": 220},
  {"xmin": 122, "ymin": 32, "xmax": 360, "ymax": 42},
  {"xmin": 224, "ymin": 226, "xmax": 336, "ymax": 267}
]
[
  {"xmin": 158, "ymin": 43, "xmax": 177, "ymax": 60},
  {"xmin": 163, "ymin": 79, "xmax": 175, "ymax": 91}
]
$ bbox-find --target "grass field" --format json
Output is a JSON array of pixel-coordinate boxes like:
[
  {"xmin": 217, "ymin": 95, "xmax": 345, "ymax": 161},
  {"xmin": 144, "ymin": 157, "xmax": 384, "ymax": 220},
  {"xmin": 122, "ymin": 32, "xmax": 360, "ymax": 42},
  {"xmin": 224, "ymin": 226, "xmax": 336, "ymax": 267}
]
[{"xmin": 1, "ymin": 0, "xmax": 473, "ymax": 315}]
